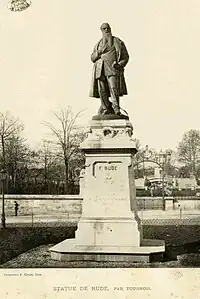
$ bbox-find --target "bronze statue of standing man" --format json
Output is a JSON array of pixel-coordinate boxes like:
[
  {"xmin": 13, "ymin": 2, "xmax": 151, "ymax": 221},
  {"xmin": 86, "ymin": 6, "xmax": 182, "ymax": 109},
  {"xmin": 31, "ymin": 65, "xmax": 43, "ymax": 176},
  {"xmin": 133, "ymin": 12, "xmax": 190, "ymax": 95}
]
[{"xmin": 89, "ymin": 23, "xmax": 129, "ymax": 116}]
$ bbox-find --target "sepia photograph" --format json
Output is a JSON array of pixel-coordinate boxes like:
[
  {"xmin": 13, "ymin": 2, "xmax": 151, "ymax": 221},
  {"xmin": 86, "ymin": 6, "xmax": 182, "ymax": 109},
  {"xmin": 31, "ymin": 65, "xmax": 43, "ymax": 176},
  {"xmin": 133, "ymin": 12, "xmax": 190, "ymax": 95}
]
[{"xmin": 0, "ymin": 0, "xmax": 200, "ymax": 298}]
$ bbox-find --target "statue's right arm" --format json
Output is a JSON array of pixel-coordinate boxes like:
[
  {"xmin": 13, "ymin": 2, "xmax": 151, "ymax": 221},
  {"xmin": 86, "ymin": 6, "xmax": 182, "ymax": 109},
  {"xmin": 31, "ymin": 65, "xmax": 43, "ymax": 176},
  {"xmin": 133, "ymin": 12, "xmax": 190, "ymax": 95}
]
[
  {"xmin": 91, "ymin": 43, "xmax": 101, "ymax": 63},
  {"xmin": 91, "ymin": 50, "xmax": 101, "ymax": 63}
]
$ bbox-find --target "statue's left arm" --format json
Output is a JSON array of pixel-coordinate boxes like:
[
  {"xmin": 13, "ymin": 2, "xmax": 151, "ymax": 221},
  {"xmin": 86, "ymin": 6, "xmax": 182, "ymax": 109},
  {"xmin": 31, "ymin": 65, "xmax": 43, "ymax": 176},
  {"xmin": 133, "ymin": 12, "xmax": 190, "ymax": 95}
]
[{"xmin": 118, "ymin": 41, "xmax": 129, "ymax": 68}]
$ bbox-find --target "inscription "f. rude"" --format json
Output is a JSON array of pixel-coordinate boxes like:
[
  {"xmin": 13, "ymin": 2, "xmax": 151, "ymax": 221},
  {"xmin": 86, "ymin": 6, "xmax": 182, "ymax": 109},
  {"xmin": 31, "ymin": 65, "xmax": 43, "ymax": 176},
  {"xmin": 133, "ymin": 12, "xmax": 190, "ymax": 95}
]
[
  {"xmin": 92, "ymin": 161, "xmax": 121, "ymax": 177},
  {"xmin": 98, "ymin": 165, "xmax": 117, "ymax": 171}
]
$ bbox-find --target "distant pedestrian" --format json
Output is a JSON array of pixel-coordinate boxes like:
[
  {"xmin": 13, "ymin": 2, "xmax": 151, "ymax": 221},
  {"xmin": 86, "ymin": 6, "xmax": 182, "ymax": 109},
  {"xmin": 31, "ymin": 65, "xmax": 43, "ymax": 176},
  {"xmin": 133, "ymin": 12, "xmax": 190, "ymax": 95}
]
[
  {"xmin": 14, "ymin": 201, "xmax": 19, "ymax": 216},
  {"xmin": 172, "ymin": 197, "xmax": 176, "ymax": 210},
  {"xmin": 172, "ymin": 197, "xmax": 178, "ymax": 210},
  {"xmin": 150, "ymin": 186, "xmax": 154, "ymax": 197}
]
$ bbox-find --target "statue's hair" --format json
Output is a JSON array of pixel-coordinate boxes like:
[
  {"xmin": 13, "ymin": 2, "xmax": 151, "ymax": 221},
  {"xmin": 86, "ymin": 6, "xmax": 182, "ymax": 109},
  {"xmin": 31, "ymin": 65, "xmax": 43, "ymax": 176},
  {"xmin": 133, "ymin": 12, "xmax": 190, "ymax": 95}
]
[{"xmin": 100, "ymin": 23, "xmax": 111, "ymax": 31}]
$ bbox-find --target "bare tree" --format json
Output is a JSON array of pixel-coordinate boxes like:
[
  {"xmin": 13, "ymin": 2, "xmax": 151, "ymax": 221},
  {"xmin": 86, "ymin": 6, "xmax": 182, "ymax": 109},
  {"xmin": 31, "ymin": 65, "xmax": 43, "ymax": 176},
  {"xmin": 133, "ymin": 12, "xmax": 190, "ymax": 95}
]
[
  {"xmin": 5, "ymin": 134, "xmax": 29, "ymax": 192},
  {"xmin": 41, "ymin": 140, "xmax": 53, "ymax": 192},
  {"xmin": 0, "ymin": 112, "xmax": 24, "ymax": 171},
  {"xmin": 36, "ymin": 140, "xmax": 61, "ymax": 194},
  {"xmin": 43, "ymin": 107, "xmax": 85, "ymax": 193},
  {"xmin": 177, "ymin": 129, "xmax": 200, "ymax": 179},
  {"xmin": 0, "ymin": 112, "xmax": 24, "ymax": 227}
]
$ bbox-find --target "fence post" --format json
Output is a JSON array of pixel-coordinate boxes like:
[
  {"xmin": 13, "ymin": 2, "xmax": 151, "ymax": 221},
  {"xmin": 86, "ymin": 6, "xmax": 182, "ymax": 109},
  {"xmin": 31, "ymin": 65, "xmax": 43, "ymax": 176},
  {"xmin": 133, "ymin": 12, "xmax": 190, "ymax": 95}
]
[
  {"xmin": 179, "ymin": 207, "xmax": 182, "ymax": 219},
  {"xmin": 31, "ymin": 212, "xmax": 34, "ymax": 228}
]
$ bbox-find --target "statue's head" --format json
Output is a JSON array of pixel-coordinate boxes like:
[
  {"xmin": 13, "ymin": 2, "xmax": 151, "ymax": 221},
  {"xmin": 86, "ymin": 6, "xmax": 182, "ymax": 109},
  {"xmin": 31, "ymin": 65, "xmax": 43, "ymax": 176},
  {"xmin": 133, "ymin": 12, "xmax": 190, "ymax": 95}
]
[{"xmin": 100, "ymin": 23, "xmax": 112, "ymax": 35}]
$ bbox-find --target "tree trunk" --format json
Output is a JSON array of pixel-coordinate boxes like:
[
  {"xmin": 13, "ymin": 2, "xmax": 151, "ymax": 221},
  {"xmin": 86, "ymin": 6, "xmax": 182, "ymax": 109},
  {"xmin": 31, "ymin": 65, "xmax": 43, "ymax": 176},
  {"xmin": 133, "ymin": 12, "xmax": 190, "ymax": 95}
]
[
  {"xmin": 64, "ymin": 156, "xmax": 69, "ymax": 194},
  {"xmin": 1, "ymin": 135, "xmax": 6, "ymax": 228},
  {"xmin": 2, "ymin": 135, "xmax": 5, "ymax": 170}
]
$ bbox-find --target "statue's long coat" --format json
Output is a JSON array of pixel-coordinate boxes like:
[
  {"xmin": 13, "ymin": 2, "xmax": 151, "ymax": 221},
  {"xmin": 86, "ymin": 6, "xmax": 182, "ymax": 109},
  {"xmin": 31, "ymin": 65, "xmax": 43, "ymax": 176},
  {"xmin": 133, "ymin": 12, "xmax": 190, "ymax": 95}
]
[{"xmin": 89, "ymin": 37, "xmax": 129, "ymax": 98}]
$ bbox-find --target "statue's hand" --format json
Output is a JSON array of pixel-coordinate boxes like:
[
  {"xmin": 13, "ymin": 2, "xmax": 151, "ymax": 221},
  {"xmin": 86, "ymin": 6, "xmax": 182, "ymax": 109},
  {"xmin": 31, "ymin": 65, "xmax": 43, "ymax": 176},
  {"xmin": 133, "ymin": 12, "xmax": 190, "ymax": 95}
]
[
  {"xmin": 112, "ymin": 61, "xmax": 117, "ymax": 68},
  {"xmin": 112, "ymin": 61, "xmax": 122, "ymax": 70}
]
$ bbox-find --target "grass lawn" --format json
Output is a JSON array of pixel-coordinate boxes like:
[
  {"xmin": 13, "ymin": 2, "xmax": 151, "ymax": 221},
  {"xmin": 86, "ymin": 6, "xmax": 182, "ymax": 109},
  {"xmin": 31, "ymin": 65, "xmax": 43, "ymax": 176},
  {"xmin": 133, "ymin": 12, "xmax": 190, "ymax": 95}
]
[{"xmin": 1, "ymin": 223, "xmax": 200, "ymax": 268}]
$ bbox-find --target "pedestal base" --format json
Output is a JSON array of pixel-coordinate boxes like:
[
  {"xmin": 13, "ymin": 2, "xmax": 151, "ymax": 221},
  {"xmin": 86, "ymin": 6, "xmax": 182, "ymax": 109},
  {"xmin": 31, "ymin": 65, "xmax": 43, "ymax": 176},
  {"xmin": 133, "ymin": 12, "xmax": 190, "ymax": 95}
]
[{"xmin": 50, "ymin": 239, "xmax": 165, "ymax": 263}]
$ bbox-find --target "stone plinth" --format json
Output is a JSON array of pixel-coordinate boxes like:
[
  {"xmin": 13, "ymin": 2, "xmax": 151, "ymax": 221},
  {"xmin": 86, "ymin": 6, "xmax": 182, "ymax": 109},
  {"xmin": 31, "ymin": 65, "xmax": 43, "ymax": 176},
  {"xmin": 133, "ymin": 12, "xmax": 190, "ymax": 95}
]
[{"xmin": 50, "ymin": 117, "xmax": 165, "ymax": 262}]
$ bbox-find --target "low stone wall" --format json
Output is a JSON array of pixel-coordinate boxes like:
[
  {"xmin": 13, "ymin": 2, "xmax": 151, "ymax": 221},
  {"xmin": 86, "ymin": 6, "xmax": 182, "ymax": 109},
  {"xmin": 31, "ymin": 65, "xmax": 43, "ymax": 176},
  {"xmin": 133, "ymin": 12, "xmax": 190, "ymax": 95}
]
[
  {"xmin": 137, "ymin": 197, "xmax": 200, "ymax": 211},
  {"xmin": 0, "ymin": 195, "xmax": 200, "ymax": 216},
  {"xmin": 137, "ymin": 198, "xmax": 163, "ymax": 210},
  {"xmin": 0, "ymin": 195, "xmax": 82, "ymax": 216},
  {"xmin": 169, "ymin": 199, "xmax": 200, "ymax": 210}
]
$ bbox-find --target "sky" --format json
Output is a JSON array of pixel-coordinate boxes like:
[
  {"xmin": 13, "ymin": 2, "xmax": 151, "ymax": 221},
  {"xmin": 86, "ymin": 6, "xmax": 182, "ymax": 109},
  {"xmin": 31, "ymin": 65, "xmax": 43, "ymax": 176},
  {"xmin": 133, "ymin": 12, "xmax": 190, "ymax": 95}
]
[{"xmin": 0, "ymin": 0, "xmax": 200, "ymax": 151}]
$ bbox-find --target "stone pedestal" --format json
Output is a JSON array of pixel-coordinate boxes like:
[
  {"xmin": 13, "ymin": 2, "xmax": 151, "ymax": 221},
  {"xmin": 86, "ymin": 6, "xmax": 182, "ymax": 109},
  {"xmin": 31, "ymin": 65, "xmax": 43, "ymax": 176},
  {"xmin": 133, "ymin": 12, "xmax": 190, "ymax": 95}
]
[{"xmin": 50, "ymin": 117, "xmax": 165, "ymax": 263}]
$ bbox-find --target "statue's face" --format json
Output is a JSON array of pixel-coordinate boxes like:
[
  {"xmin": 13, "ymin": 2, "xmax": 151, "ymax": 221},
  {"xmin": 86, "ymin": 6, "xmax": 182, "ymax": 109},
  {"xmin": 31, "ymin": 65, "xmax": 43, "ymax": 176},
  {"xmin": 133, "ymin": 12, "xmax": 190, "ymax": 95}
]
[{"xmin": 100, "ymin": 23, "xmax": 111, "ymax": 34}]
